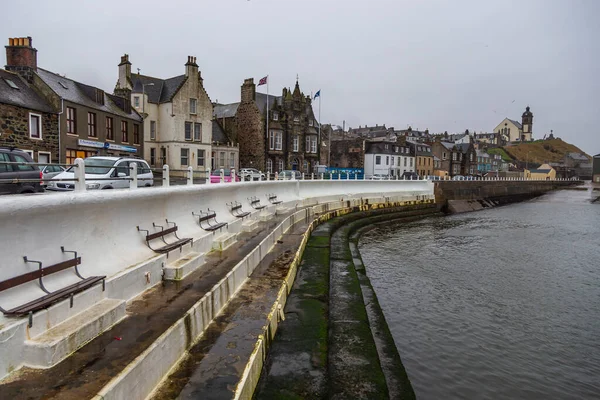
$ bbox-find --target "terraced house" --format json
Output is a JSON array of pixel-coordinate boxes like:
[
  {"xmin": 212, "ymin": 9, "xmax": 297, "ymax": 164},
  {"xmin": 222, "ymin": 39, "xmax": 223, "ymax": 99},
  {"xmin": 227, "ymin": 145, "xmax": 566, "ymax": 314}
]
[{"xmin": 4, "ymin": 37, "xmax": 143, "ymax": 164}]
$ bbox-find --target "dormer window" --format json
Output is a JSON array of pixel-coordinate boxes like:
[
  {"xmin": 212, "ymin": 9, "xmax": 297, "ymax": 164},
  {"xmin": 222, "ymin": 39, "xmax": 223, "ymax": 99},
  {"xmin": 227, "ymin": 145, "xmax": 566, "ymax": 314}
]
[
  {"xmin": 273, "ymin": 111, "xmax": 279, "ymax": 121},
  {"xmin": 384, "ymin": 144, "xmax": 389, "ymax": 149},
  {"xmin": 4, "ymin": 78, "xmax": 19, "ymax": 89},
  {"xmin": 134, "ymin": 96, "xmax": 140, "ymax": 108},
  {"xmin": 309, "ymin": 119, "xmax": 313, "ymax": 127}
]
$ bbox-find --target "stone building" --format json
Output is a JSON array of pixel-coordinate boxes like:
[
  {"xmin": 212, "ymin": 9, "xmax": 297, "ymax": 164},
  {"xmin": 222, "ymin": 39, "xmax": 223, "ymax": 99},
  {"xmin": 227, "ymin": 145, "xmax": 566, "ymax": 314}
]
[
  {"xmin": 215, "ymin": 78, "xmax": 319, "ymax": 174},
  {"xmin": 592, "ymin": 154, "xmax": 600, "ymax": 183},
  {"xmin": 114, "ymin": 54, "xmax": 226, "ymax": 173},
  {"xmin": 0, "ymin": 68, "xmax": 59, "ymax": 163},
  {"xmin": 211, "ymin": 119, "xmax": 239, "ymax": 171},
  {"xmin": 493, "ymin": 106, "xmax": 533, "ymax": 142},
  {"xmin": 408, "ymin": 142, "xmax": 434, "ymax": 177},
  {"xmin": 431, "ymin": 140, "xmax": 460, "ymax": 177},
  {"xmin": 455, "ymin": 142, "xmax": 478, "ymax": 175},
  {"xmin": 329, "ymin": 137, "xmax": 365, "ymax": 169},
  {"xmin": 5, "ymin": 37, "xmax": 143, "ymax": 164}
]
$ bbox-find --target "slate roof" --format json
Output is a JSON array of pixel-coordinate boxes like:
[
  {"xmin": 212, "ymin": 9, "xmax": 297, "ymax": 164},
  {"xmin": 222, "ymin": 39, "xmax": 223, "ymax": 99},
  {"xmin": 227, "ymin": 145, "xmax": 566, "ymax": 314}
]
[
  {"xmin": 455, "ymin": 143, "xmax": 472, "ymax": 153},
  {"xmin": 365, "ymin": 141, "xmax": 407, "ymax": 155},
  {"xmin": 255, "ymin": 92, "xmax": 282, "ymax": 114},
  {"xmin": 440, "ymin": 141, "xmax": 455, "ymax": 151},
  {"xmin": 212, "ymin": 119, "xmax": 229, "ymax": 143},
  {"xmin": 530, "ymin": 169, "xmax": 551, "ymax": 174},
  {"xmin": 213, "ymin": 102, "xmax": 240, "ymax": 119},
  {"xmin": 130, "ymin": 73, "xmax": 187, "ymax": 104},
  {"xmin": 476, "ymin": 149, "xmax": 490, "ymax": 158},
  {"xmin": 567, "ymin": 152, "xmax": 589, "ymax": 161},
  {"xmin": 507, "ymin": 118, "xmax": 522, "ymax": 129},
  {"xmin": 37, "ymin": 68, "xmax": 141, "ymax": 120},
  {"xmin": 0, "ymin": 69, "xmax": 56, "ymax": 113},
  {"xmin": 409, "ymin": 142, "xmax": 432, "ymax": 156}
]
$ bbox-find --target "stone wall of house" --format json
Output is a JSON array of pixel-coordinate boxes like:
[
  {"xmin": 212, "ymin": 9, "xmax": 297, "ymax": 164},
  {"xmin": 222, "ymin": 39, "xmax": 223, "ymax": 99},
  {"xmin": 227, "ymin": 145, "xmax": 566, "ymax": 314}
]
[
  {"xmin": 330, "ymin": 138, "xmax": 364, "ymax": 169},
  {"xmin": 236, "ymin": 80, "xmax": 265, "ymax": 169},
  {"xmin": 0, "ymin": 103, "xmax": 59, "ymax": 161}
]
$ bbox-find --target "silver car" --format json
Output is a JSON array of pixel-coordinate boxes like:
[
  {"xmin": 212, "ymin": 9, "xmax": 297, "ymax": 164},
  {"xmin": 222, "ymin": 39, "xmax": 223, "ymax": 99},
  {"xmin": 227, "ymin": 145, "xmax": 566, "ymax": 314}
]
[{"xmin": 39, "ymin": 165, "xmax": 65, "ymax": 185}]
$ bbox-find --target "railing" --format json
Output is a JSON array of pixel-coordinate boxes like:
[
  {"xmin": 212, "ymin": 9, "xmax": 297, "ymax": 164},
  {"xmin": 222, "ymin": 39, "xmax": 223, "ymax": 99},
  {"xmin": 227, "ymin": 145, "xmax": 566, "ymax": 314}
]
[{"xmin": 0, "ymin": 158, "xmax": 581, "ymax": 194}]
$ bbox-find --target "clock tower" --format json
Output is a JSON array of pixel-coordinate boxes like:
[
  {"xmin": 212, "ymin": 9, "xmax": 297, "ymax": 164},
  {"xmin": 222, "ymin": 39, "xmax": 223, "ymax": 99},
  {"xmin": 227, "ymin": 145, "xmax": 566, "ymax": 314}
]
[{"xmin": 521, "ymin": 106, "xmax": 533, "ymax": 141}]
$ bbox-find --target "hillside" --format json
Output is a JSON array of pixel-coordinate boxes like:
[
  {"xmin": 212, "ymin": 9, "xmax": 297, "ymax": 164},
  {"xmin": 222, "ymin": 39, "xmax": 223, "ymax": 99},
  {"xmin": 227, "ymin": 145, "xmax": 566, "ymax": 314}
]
[{"xmin": 502, "ymin": 139, "xmax": 590, "ymax": 165}]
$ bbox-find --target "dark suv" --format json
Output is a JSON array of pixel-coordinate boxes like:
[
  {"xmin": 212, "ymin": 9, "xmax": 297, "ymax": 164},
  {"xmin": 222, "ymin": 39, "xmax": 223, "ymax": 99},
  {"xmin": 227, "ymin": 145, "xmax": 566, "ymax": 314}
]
[{"xmin": 0, "ymin": 148, "xmax": 44, "ymax": 195}]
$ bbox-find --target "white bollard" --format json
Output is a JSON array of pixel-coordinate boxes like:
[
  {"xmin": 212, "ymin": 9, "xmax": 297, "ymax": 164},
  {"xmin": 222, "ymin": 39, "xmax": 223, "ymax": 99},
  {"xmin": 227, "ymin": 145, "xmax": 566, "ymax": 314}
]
[
  {"xmin": 346, "ymin": 172, "xmax": 349, "ymax": 180},
  {"xmin": 163, "ymin": 164, "xmax": 170, "ymax": 187},
  {"xmin": 338, "ymin": 173, "xmax": 341, "ymax": 180},
  {"xmin": 220, "ymin": 168, "xmax": 225, "ymax": 183},
  {"xmin": 187, "ymin": 166, "xmax": 193, "ymax": 185},
  {"xmin": 130, "ymin": 162, "xmax": 138, "ymax": 189},
  {"xmin": 311, "ymin": 173, "xmax": 314, "ymax": 180},
  {"xmin": 355, "ymin": 173, "xmax": 358, "ymax": 180},
  {"xmin": 205, "ymin": 168, "xmax": 210, "ymax": 184},
  {"xmin": 74, "ymin": 158, "xmax": 86, "ymax": 192},
  {"xmin": 320, "ymin": 173, "xmax": 324, "ymax": 180},
  {"xmin": 267, "ymin": 172, "xmax": 270, "ymax": 181},
  {"xmin": 231, "ymin": 168, "xmax": 236, "ymax": 183},
  {"xmin": 275, "ymin": 172, "xmax": 279, "ymax": 180}
]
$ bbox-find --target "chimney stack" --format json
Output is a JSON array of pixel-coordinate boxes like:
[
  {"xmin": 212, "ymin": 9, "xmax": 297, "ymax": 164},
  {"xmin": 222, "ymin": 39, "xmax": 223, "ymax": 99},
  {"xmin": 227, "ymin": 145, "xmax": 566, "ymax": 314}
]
[
  {"xmin": 114, "ymin": 54, "xmax": 132, "ymax": 98},
  {"xmin": 185, "ymin": 56, "xmax": 198, "ymax": 77},
  {"xmin": 241, "ymin": 78, "xmax": 256, "ymax": 103},
  {"xmin": 5, "ymin": 36, "xmax": 37, "ymax": 83}
]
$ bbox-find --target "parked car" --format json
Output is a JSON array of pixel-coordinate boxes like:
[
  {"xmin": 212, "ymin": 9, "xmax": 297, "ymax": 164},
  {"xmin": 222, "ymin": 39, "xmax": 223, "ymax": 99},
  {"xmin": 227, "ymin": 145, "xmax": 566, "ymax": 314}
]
[
  {"xmin": 401, "ymin": 171, "xmax": 420, "ymax": 180},
  {"xmin": 46, "ymin": 156, "xmax": 154, "ymax": 191},
  {"xmin": 39, "ymin": 164, "xmax": 66, "ymax": 184},
  {"xmin": 0, "ymin": 147, "xmax": 45, "ymax": 195},
  {"xmin": 240, "ymin": 168, "xmax": 265, "ymax": 181},
  {"xmin": 210, "ymin": 168, "xmax": 241, "ymax": 183},
  {"xmin": 452, "ymin": 175, "xmax": 465, "ymax": 181},
  {"xmin": 276, "ymin": 170, "xmax": 302, "ymax": 180},
  {"xmin": 369, "ymin": 174, "xmax": 390, "ymax": 180}
]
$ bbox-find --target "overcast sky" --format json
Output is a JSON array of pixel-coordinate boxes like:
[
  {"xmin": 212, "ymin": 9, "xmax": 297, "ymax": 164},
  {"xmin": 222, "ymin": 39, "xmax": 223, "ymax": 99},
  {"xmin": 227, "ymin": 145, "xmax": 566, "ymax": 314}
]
[{"xmin": 2, "ymin": 0, "xmax": 598, "ymax": 155}]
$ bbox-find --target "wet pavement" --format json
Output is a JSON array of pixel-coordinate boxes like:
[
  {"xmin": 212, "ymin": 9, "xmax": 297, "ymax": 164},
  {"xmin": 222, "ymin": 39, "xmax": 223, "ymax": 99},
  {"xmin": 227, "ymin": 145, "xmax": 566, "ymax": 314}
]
[
  {"xmin": 151, "ymin": 220, "xmax": 311, "ymax": 399},
  {"xmin": 0, "ymin": 210, "xmax": 301, "ymax": 400}
]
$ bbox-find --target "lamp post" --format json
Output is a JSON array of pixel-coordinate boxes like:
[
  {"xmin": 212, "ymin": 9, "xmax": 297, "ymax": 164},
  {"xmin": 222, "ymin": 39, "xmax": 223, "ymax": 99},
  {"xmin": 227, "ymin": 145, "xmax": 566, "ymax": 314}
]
[
  {"xmin": 525, "ymin": 151, "xmax": 531, "ymax": 179},
  {"xmin": 142, "ymin": 83, "xmax": 154, "ymax": 115}
]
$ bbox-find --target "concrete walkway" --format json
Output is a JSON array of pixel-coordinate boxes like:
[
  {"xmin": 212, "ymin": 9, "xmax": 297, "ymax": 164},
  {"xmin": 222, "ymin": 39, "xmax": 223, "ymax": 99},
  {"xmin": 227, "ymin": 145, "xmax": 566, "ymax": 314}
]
[{"xmin": 0, "ymin": 210, "xmax": 299, "ymax": 400}]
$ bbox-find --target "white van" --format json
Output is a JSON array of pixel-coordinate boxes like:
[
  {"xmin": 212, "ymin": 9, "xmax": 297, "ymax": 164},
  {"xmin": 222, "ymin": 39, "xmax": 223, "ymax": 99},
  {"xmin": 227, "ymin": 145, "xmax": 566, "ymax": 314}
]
[{"xmin": 46, "ymin": 156, "xmax": 154, "ymax": 191}]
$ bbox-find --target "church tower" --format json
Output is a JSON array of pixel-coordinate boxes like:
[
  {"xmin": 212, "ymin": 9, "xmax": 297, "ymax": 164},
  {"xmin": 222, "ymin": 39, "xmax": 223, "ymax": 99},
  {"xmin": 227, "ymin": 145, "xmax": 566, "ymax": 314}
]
[{"xmin": 521, "ymin": 106, "xmax": 533, "ymax": 141}]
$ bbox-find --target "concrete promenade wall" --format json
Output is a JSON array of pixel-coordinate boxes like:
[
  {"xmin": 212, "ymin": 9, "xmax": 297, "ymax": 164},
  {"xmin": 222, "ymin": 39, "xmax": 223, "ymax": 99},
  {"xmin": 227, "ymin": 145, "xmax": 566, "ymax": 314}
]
[{"xmin": 0, "ymin": 179, "xmax": 433, "ymax": 381}]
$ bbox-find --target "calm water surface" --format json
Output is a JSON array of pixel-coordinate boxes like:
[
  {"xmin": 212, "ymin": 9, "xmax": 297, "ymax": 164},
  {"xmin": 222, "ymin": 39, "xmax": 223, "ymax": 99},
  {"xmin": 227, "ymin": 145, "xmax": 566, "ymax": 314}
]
[{"xmin": 359, "ymin": 187, "xmax": 600, "ymax": 399}]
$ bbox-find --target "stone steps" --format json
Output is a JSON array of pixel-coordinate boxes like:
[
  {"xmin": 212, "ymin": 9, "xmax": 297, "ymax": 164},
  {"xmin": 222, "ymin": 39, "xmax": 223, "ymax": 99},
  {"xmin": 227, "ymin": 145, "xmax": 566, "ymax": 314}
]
[
  {"xmin": 212, "ymin": 232, "xmax": 238, "ymax": 252},
  {"xmin": 163, "ymin": 251, "xmax": 206, "ymax": 281},
  {"xmin": 23, "ymin": 298, "xmax": 126, "ymax": 369},
  {"xmin": 241, "ymin": 218, "xmax": 259, "ymax": 232}
]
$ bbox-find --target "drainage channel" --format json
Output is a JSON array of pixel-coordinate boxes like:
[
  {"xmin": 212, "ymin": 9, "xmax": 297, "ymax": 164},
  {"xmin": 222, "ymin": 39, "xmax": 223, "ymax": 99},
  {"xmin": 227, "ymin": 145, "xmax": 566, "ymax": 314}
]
[{"xmin": 0, "ymin": 210, "xmax": 299, "ymax": 400}]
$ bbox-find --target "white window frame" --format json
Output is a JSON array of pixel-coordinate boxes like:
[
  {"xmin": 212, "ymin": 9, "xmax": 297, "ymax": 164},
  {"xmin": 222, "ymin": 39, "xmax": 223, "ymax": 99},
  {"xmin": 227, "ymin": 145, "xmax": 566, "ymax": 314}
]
[
  {"xmin": 229, "ymin": 152, "xmax": 235, "ymax": 169},
  {"xmin": 197, "ymin": 149, "xmax": 205, "ymax": 167},
  {"xmin": 293, "ymin": 136, "xmax": 299, "ymax": 152},
  {"xmin": 275, "ymin": 132, "xmax": 282, "ymax": 150},
  {"xmin": 305, "ymin": 136, "xmax": 310, "ymax": 153},
  {"xmin": 266, "ymin": 159, "xmax": 273, "ymax": 173},
  {"xmin": 269, "ymin": 130, "xmax": 275, "ymax": 150},
  {"xmin": 150, "ymin": 120, "xmax": 156, "ymax": 140},
  {"xmin": 29, "ymin": 112, "xmax": 42, "ymax": 140},
  {"xmin": 272, "ymin": 112, "xmax": 278, "ymax": 121},
  {"xmin": 194, "ymin": 123, "xmax": 202, "ymax": 141},
  {"xmin": 189, "ymin": 98, "xmax": 197, "ymax": 114},
  {"xmin": 134, "ymin": 96, "xmax": 140, "ymax": 108},
  {"xmin": 20, "ymin": 149, "xmax": 34, "ymax": 158},
  {"xmin": 311, "ymin": 137, "xmax": 317, "ymax": 153},
  {"xmin": 180, "ymin": 148, "xmax": 189, "ymax": 166},
  {"xmin": 37, "ymin": 151, "xmax": 51, "ymax": 164},
  {"xmin": 219, "ymin": 152, "xmax": 225, "ymax": 167},
  {"xmin": 278, "ymin": 159, "xmax": 284, "ymax": 171},
  {"xmin": 375, "ymin": 155, "xmax": 381, "ymax": 165}
]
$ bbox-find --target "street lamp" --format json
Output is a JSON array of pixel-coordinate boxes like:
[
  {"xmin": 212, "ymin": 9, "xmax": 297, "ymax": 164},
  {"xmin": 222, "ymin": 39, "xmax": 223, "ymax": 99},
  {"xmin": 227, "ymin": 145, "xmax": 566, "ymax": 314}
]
[
  {"xmin": 525, "ymin": 150, "xmax": 531, "ymax": 179},
  {"xmin": 142, "ymin": 83, "xmax": 154, "ymax": 115}
]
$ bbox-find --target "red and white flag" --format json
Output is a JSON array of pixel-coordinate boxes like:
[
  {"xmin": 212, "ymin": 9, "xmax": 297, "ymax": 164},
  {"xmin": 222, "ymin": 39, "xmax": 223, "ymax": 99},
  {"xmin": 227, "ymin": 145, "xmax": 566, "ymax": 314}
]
[{"xmin": 258, "ymin": 76, "xmax": 268, "ymax": 86}]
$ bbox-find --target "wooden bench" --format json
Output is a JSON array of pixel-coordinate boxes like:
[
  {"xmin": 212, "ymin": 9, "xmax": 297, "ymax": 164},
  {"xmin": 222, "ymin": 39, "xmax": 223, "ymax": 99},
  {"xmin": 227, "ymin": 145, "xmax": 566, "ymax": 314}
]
[
  {"xmin": 227, "ymin": 201, "xmax": 251, "ymax": 219},
  {"xmin": 267, "ymin": 193, "xmax": 283, "ymax": 205},
  {"xmin": 193, "ymin": 209, "xmax": 228, "ymax": 232},
  {"xmin": 137, "ymin": 220, "xmax": 192, "ymax": 255},
  {"xmin": 0, "ymin": 247, "xmax": 105, "ymax": 317},
  {"xmin": 248, "ymin": 196, "xmax": 266, "ymax": 210}
]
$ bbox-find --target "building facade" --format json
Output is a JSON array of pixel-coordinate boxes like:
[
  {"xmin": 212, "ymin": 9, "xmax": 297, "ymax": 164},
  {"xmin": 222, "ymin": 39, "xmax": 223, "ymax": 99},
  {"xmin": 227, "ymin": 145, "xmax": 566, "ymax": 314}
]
[
  {"xmin": 409, "ymin": 142, "xmax": 434, "ymax": 177},
  {"xmin": 476, "ymin": 149, "xmax": 492, "ymax": 174},
  {"xmin": 5, "ymin": 37, "xmax": 142, "ymax": 164},
  {"xmin": 0, "ymin": 68, "xmax": 59, "ymax": 163},
  {"xmin": 493, "ymin": 106, "xmax": 533, "ymax": 142},
  {"xmin": 593, "ymin": 154, "xmax": 600, "ymax": 183},
  {"xmin": 115, "ymin": 55, "xmax": 217, "ymax": 173},
  {"xmin": 215, "ymin": 78, "xmax": 319, "ymax": 174}
]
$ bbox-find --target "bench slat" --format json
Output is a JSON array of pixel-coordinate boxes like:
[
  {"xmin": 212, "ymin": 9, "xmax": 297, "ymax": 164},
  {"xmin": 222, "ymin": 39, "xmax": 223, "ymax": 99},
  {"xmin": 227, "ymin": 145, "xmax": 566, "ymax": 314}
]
[
  {"xmin": 203, "ymin": 222, "xmax": 227, "ymax": 231},
  {"xmin": 231, "ymin": 205, "xmax": 242, "ymax": 211},
  {"xmin": 154, "ymin": 238, "xmax": 192, "ymax": 254},
  {"xmin": 235, "ymin": 212, "xmax": 250, "ymax": 218},
  {"xmin": 146, "ymin": 226, "xmax": 178, "ymax": 241},
  {"xmin": 0, "ymin": 257, "xmax": 81, "ymax": 293},
  {"xmin": 4, "ymin": 276, "xmax": 105, "ymax": 316},
  {"xmin": 198, "ymin": 213, "xmax": 217, "ymax": 222}
]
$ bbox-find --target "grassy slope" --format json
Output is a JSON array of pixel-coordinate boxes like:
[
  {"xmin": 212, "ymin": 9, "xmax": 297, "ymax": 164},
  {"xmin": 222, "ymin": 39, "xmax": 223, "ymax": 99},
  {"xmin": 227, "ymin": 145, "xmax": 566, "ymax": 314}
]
[{"xmin": 502, "ymin": 139, "xmax": 590, "ymax": 164}]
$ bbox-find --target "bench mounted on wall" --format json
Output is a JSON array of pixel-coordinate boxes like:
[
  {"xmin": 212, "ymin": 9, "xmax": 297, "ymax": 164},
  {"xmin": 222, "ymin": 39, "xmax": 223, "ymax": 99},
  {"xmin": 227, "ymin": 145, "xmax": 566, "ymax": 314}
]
[
  {"xmin": 248, "ymin": 196, "xmax": 266, "ymax": 210},
  {"xmin": 0, "ymin": 247, "xmax": 105, "ymax": 317},
  {"xmin": 193, "ymin": 209, "xmax": 228, "ymax": 232},
  {"xmin": 227, "ymin": 201, "xmax": 250, "ymax": 219},
  {"xmin": 137, "ymin": 220, "xmax": 192, "ymax": 256},
  {"xmin": 267, "ymin": 193, "xmax": 283, "ymax": 205}
]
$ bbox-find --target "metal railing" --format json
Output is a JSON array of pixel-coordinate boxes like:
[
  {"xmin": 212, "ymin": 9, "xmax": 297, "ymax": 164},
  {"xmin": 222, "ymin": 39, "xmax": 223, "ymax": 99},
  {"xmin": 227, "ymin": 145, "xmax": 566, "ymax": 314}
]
[{"xmin": 0, "ymin": 158, "xmax": 580, "ymax": 194}]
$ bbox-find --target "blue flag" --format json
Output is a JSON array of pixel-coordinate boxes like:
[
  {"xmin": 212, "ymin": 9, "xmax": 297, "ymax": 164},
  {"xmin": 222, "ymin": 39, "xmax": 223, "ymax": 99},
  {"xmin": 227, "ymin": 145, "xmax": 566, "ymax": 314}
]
[{"xmin": 314, "ymin": 90, "xmax": 321, "ymax": 100}]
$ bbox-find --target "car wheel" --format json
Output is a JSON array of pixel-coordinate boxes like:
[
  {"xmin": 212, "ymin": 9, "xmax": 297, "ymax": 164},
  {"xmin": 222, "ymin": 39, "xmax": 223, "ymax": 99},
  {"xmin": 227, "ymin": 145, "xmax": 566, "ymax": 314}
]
[{"xmin": 102, "ymin": 186, "xmax": 113, "ymax": 189}]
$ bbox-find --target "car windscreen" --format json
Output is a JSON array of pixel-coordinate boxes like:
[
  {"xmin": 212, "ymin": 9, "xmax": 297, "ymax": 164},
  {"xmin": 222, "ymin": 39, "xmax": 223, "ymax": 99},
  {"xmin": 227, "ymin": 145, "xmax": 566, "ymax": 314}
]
[{"xmin": 67, "ymin": 159, "xmax": 116, "ymax": 174}]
